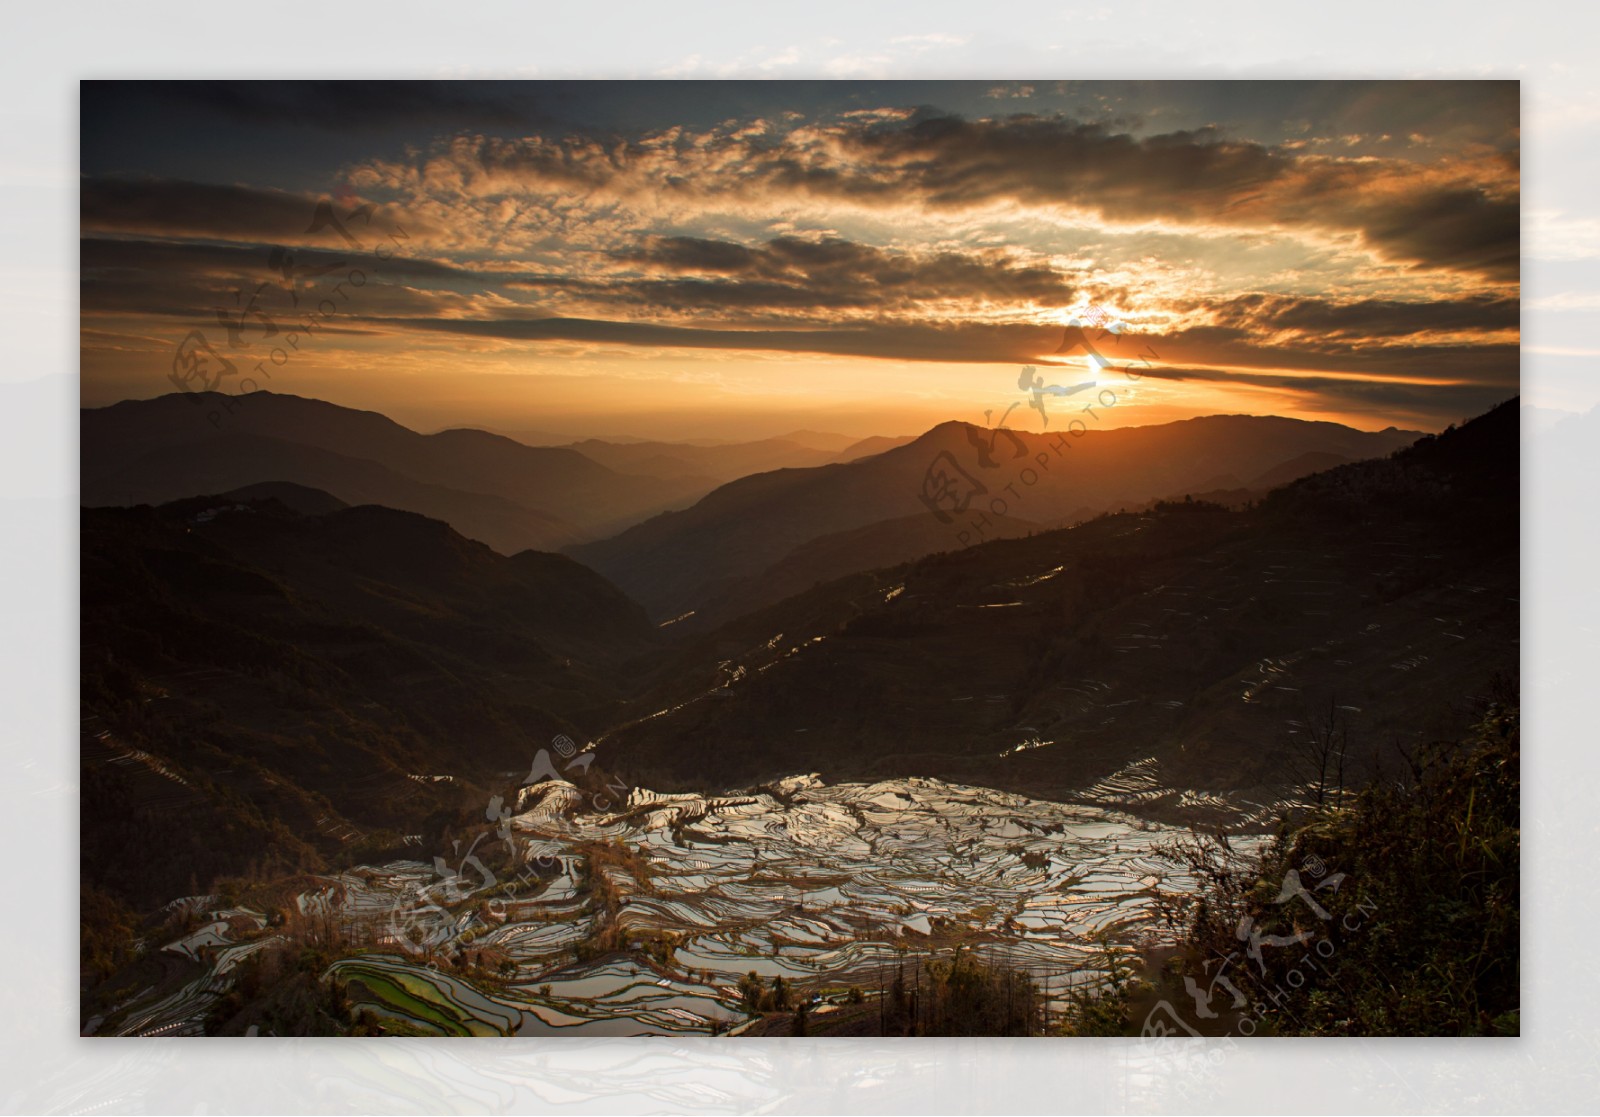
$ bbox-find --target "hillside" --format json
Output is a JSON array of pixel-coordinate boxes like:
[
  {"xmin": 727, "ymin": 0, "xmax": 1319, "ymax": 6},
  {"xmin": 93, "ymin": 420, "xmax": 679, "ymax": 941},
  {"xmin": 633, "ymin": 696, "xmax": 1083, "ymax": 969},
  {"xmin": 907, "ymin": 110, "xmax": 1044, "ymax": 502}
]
[
  {"xmin": 84, "ymin": 431, "xmax": 583, "ymax": 553},
  {"xmin": 594, "ymin": 401, "xmax": 1517, "ymax": 812},
  {"xmin": 80, "ymin": 489, "xmax": 657, "ymax": 911},
  {"xmin": 690, "ymin": 511, "xmax": 1042, "ymax": 630}
]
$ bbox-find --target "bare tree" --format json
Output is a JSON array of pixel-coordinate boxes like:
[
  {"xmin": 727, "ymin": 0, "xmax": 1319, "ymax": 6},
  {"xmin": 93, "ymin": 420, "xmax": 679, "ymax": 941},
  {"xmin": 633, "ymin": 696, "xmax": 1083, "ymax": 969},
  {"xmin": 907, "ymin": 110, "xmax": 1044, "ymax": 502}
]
[{"xmin": 1291, "ymin": 697, "xmax": 1349, "ymax": 807}]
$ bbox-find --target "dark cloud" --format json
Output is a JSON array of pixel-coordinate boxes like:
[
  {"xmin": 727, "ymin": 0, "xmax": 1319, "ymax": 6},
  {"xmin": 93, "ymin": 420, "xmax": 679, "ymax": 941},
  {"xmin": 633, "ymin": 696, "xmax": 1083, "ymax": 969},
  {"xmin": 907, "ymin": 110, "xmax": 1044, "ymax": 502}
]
[
  {"xmin": 610, "ymin": 234, "xmax": 1075, "ymax": 312},
  {"xmin": 365, "ymin": 313, "xmax": 1518, "ymax": 390},
  {"xmin": 81, "ymin": 177, "xmax": 322, "ymax": 242},
  {"xmin": 378, "ymin": 315, "xmax": 1053, "ymax": 363},
  {"xmin": 79, "ymin": 238, "xmax": 477, "ymax": 324},
  {"xmin": 1354, "ymin": 183, "xmax": 1519, "ymax": 279},
  {"xmin": 834, "ymin": 114, "xmax": 1519, "ymax": 280},
  {"xmin": 1206, "ymin": 292, "xmax": 1519, "ymax": 341},
  {"xmin": 80, "ymin": 176, "xmax": 434, "ymax": 244},
  {"xmin": 845, "ymin": 117, "xmax": 1284, "ymax": 213},
  {"xmin": 1152, "ymin": 323, "xmax": 1517, "ymax": 383},
  {"xmin": 447, "ymin": 111, "xmax": 1516, "ymax": 280},
  {"xmin": 80, "ymin": 235, "xmax": 476, "ymax": 285},
  {"xmin": 627, "ymin": 236, "xmax": 760, "ymax": 274},
  {"xmin": 78, "ymin": 208, "xmax": 1515, "ymax": 395},
  {"xmin": 78, "ymin": 268, "xmax": 448, "ymax": 324},
  {"xmin": 1139, "ymin": 364, "xmax": 1516, "ymax": 427},
  {"xmin": 78, "ymin": 224, "xmax": 1077, "ymax": 318}
]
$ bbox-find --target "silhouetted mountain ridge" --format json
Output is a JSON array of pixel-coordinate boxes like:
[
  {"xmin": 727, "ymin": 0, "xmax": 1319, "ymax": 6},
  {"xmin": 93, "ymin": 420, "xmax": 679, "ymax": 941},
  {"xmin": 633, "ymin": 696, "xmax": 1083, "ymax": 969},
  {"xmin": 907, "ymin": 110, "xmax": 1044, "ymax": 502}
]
[
  {"xmin": 595, "ymin": 401, "xmax": 1515, "ymax": 809},
  {"xmin": 570, "ymin": 412, "xmax": 1424, "ymax": 621},
  {"xmin": 81, "ymin": 391, "xmax": 713, "ymax": 548}
]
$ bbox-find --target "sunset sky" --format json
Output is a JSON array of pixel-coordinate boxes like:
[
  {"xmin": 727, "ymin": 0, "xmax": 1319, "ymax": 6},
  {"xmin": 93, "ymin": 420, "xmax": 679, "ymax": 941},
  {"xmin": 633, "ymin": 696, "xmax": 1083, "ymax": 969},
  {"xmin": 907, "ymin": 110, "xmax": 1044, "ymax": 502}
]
[{"xmin": 80, "ymin": 80, "xmax": 1519, "ymax": 441}]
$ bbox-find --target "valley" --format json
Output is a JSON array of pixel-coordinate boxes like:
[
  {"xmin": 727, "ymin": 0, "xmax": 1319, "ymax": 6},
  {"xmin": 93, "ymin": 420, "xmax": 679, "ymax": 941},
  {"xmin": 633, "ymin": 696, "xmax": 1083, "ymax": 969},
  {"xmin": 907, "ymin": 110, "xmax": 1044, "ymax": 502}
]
[
  {"xmin": 77, "ymin": 394, "xmax": 1519, "ymax": 1038},
  {"xmin": 87, "ymin": 772, "xmax": 1269, "ymax": 1038}
]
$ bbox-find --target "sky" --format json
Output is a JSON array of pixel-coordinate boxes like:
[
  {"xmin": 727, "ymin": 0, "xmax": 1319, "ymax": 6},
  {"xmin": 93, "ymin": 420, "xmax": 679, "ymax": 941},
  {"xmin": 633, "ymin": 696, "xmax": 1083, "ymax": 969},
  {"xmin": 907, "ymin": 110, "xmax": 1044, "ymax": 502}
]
[{"xmin": 79, "ymin": 80, "xmax": 1519, "ymax": 441}]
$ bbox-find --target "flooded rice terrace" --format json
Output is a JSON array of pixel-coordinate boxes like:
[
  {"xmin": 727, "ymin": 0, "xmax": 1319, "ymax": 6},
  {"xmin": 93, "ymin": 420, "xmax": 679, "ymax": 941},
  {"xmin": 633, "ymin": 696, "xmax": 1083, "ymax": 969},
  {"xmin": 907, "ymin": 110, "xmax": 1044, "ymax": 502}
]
[{"xmin": 102, "ymin": 773, "xmax": 1268, "ymax": 1037}]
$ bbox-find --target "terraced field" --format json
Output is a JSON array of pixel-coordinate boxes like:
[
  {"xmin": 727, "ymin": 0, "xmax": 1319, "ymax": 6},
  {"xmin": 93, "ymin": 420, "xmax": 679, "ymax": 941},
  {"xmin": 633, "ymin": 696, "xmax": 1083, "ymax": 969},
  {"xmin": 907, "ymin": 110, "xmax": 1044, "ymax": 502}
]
[{"xmin": 92, "ymin": 774, "xmax": 1262, "ymax": 1037}]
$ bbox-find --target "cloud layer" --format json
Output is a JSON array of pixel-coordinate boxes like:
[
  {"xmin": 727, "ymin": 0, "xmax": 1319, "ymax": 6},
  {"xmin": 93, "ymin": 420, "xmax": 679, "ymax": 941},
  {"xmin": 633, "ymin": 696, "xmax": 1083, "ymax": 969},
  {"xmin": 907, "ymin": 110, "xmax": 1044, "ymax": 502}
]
[{"xmin": 79, "ymin": 81, "xmax": 1519, "ymax": 433}]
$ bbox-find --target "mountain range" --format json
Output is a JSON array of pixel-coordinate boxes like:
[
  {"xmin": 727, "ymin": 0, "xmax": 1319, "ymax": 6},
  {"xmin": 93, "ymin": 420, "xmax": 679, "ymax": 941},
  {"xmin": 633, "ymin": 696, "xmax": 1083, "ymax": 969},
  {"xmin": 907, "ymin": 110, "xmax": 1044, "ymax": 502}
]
[
  {"xmin": 81, "ymin": 393, "xmax": 923, "ymax": 553},
  {"xmin": 569, "ymin": 414, "xmax": 1422, "ymax": 624},
  {"xmin": 82, "ymin": 392, "xmax": 707, "ymax": 552},
  {"xmin": 80, "ymin": 389, "xmax": 1514, "ymax": 911},
  {"xmin": 595, "ymin": 400, "xmax": 1517, "ymax": 809}
]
